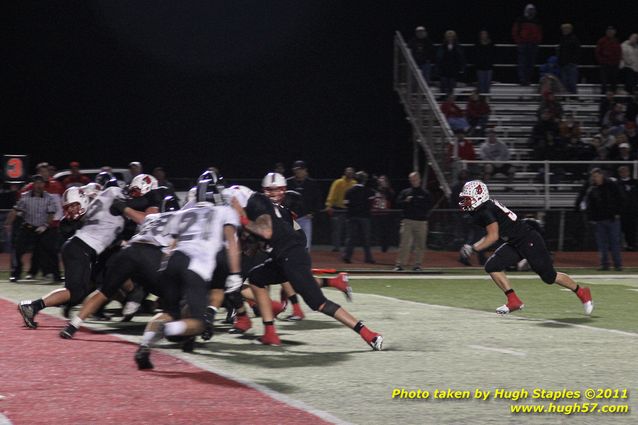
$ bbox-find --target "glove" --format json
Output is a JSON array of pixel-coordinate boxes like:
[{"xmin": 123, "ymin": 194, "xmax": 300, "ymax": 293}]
[
  {"xmin": 224, "ymin": 273, "xmax": 243, "ymax": 294},
  {"xmin": 109, "ymin": 199, "xmax": 127, "ymax": 216},
  {"xmin": 35, "ymin": 225, "xmax": 48, "ymax": 234},
  {"xmin": 459, "ymin": 244, "xmax": 474, "ymax": 259}
]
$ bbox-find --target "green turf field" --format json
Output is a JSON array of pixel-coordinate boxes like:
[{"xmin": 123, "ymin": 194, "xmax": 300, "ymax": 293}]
[{"xmin": 350, "ymin": 275, "xmax": 638, "ymax": 333}]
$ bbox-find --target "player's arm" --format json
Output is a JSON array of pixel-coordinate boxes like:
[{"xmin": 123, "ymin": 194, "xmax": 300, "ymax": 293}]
[
  {"xmin": 231, "ymin": 197, "xmax": 273, "ymax": 240},
  {"xmin": 223, "ymin": 224, "xmax": 241, "ymax": 274},
  {"xmin": 121, "ymin": 206, "xmax": 159, "ymax": 225},
  {"xmin": 472, "ymin": 222, "xmax": 500, "ymax": 252}
]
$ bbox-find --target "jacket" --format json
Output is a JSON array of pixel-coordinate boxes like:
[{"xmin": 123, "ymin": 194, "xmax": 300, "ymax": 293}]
[
  {"xmin": 512, "ymin": 16, "xmax": 542, "ymax": 44},
  {"xmin": 595, "ymin": 36, "xmax": 622, "ymax": 66},
  {"xmin": 558, "ymin": 33, "xmax": 580, "ymax": 66}
]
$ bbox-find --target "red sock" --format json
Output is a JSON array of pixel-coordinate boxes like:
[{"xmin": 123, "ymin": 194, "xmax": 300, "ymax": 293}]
[
  {"xmin": 359, "ymin": 326, "xmax": 376, "ymax": 342},
  {"xmin": 506, "ymin": 290, "xmax": 521, "ymax": 305},
  {"xmin": 292, "ymin": 303, "xmax": 304, "ymax": 316},
  {"xmin": 327, "ymin": 276, "xmax": 347, "ymax": 292},
  {"xmin": 263, "ymin": 323, "xmax": 277, "ymax": 336}
]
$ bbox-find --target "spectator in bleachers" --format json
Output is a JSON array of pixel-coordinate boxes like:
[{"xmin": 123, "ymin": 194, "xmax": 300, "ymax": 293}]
[
  {"xmin": 479, "ymin": 129, "xmax": 514, "ymax": 185},
  {"xmin": 557, "ymin": 23, "xmax": 580, "ymax": 94},
  {"xmin": 529, "ymin": 109, "xmax": 560, "ymax": 160},
  {"xmin": 612, "ymin": 142, "xmax": 636, "ymax": 163},
  {"xmin": 625, "ymin": 93, "xmax": 638, "ymax": 123},
  {"xmin": 537, "ymin": 92, "xmax": 563, "ymax": 120},
  {"xmin": 598, "ymin": 91, "xmax": 617, "ymax": 125},
  {"xmin": 617, "ymin": 165, "xmax": 638, "ymax": 251},
  {"xmin": 152, "ymin": 167, "xmax": 177, "ymax": 198},
  {"xmin": 512, "ymin": 4, "xmax": 542, "ymax": 86},
  {"xmin": 448, "ymin": 129, "xmax": 477, "ymax": 175},
  {"xmin": 620, "ymin": 33, "xmax": 638, "ymax": 94},
  {"xmin": 625, "ymin": 122, "xmax": 638, "ymax": 151},
  {"xmin": 539, "ymin": 56, "xmax": 564, "ymax": 95},
  {"xmin": 441, "ymin": 94, "xmax": 469, "ymax": 132},
  {"xmin": 465, "ymin": 90, "xmax": 491, "ymax": 136},
  {"xmin": 559, "ymin": 113, "xmax": 582, "ymax": 141},
  {"xmin": 564, "ymin": 135, "xmax": 596, "ymax": 179},
  {"xmin": 583, "ymin": 168, "xmax": 623, "ymax": 271},
  {"xmin": 436, "ymin": 30, "xmax": 466, "ymax": 95},
  {"xmin": 274, "ymin": 162, "xmax": 286, "ymax": 177},
  {"xmin": 408, "ymin": 26, "xmax": 436, "ymax": 84},
  {"xmin": 127, "ymin": 161, "xmax": 142, "ymax": 183},
  {"xmin": 61, "ymin": 161, "xmax": 90, "ymax": 189},
  {"xmin": 602, "ymin": 102, "xmax": 627, "ymax": 133},
  {"xmin": 474, "ymin": 30, "xmax": 495, "ymax": 94},
  {"xmin": 595, "ymin": 26, "xmax": 622, "ymax": 94}
]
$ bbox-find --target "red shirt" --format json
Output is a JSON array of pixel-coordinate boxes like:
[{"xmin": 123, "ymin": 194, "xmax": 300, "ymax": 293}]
[
  {"xmin": 447, "ymin": 139, "xmax": 477, "ymax": 161},
  {"xmin": 595, "ymin": 36, "xmax": 622, "ymax": 65},
  {"xmin": 441, "ymin": 100, "xmax": 464, "ymax": 118},
  {"xmin": 62, "ymin": 174, "xmax": 91, "ymax": 188},
  {"xmin": 466, "ymin": 99, "xmax": 491, "ymax": 120}
]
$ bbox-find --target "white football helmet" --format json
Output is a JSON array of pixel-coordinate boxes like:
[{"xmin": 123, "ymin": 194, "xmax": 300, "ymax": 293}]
[
  {"xmin": 80, "ymin": 182, "xmax": 102, "ymax": 199},
  {"xmin": 128, "ymin": 174, "xmax": 158, "ymax": 198},
  {"xmin": 62, "ymin": 186, "xmax": 90, "ymax": 220},
  {"xmin": 261, "ymin": 172, "xmax": 287, "ymax": 204},
  {"xmin": 222, "ymin": 185, "xmax": 255, "ymax": 208},
  {"xmin": 458, "ymin": 180, "xmax": 489, "ymax": 211}
]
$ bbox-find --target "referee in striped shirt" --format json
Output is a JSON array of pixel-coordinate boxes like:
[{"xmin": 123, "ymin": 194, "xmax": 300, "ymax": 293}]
[{"xmin": 4, "ymin": 175, "xmax": 57, "ymax": 282}]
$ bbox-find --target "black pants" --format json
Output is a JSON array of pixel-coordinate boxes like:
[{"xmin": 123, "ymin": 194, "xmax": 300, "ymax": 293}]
[
  {"xmin": 248, "ymin": 249, "xmax": 328, "ymax": 311},
  {"xmin": 11, "ymin": 225, "xmax": 59, "ymax": 280},
  {"xmin": 484, "ymin": 230, "xmax": 557, "ymax": 284},
  {"xmin": 620, "ymin": 213, "xmax": 637, "ymax": 249},
  {"xmin": 159, "ymin": 251, "xmax": 208, "ymax": 321},
  {"xmin": 62, "ymin": 237, "xmax": 97, "ymax": 305},
  {"xmin": 343, "ymin": 217, "xmax": 373, "ymax": 262},
  {"xmin": 99, "ymin": 243, "xmax": 163, "ymax": 298},
  {"xmin": 600, "ymin": 64, "xmax": 619, "ymax": 93}
]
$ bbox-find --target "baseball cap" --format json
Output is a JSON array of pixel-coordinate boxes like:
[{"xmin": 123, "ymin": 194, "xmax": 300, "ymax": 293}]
[
  {"xmin": 128, "ymin": 161, "xmax": 142, "ymax": 168},
  {"xmin": 415, "ymin": 26, "xmax": 426, "ymax": 31},
  {"xmin": 619, "ymin": 142, "xmax": 630, "ymax": 149},
  {"xmin": 36, "ymin": 162, "xmax": 49, "ymax": 170},
  {"xmin": 292, "ymin": 160, "xmax": 307, "ymax": 170}
]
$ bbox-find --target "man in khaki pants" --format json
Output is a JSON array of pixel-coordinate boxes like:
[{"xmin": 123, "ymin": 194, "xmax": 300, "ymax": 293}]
[{"xmin": 394, "ymin": 172, "xmax": 432, "ymax": 271}]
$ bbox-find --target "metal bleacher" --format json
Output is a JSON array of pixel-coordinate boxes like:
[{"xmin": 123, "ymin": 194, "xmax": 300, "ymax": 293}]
[{"xmin": 393, "ymin": 31, "xmax": 637, "ymax": 210}]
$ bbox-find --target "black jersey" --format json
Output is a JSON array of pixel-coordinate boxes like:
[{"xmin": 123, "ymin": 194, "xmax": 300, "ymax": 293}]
[
  {"xmin": 470, "ymin": 200, "xmax": 530, "ymax": 242},
  {"xmin": 244, "ymin": 193, "xmax": 306, "ymax": 257}
]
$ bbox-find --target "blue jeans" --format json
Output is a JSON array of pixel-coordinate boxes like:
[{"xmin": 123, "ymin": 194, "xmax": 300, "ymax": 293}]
[
  {"xmin": 594, "ymin": 219, "xmax": 622, "ymax": 268},
  {"xmin": 477, "ymin": 70, "xmax": 492, "ymax": 93},
  {"xmin": 297, "ymin": 215, "xmax": 312, "ymax": 251},
  {"xmin": 420, "ymin": 62, "xmax": 432, "ymax": 84},
  {"xmin": 560, "ymin": 63, "xmax": 578, "ymax": 93},
  {"xmin": 517, "ymin": 43, "xmax": 538, "ymax": 85}
]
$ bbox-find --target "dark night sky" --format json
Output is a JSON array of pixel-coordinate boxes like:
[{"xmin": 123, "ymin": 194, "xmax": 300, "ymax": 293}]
[{"xmin": 4, "ymin": 1, "xmax": 636, "ymax": 180}]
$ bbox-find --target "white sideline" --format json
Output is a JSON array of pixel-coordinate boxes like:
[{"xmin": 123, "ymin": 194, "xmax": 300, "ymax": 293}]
[
  {"xmin": 468, "ymin": 345, "xmax": 527, "ymax": 357},
  {"xmin": 348, "ymin": 274, "xmax": 638, "ymax": 280},
  {"xmin": 0, "ymin": 413, "xmax": 12, "ymax": 425}
]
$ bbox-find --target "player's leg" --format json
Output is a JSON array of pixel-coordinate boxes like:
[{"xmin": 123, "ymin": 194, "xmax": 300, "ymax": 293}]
[
  {"xmin": 281, "ymin": 281, "xmax": 305, "ymax": 320},
  {"xmin": 18, "ymin": 238, "xmax": 93, "ymax": 328},
  {"xmin": 522, "ymin": 231, "xmax": 594, "ymax": 315},
  {"xmin": 247, "ymin": 259, "xmax": 287, "ymax": 345},
  {"xmin": 283, "ymin": 252, "xmax": 383, "ymax": 350},
  {"xmin": 484, "ymin": 243, "xmax": 525, "ymax": 314}
]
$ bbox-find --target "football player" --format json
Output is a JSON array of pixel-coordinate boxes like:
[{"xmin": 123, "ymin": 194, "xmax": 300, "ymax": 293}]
[
  {"xmin": 17, "ymin": 175, "xmax": 160, "ymax": 329},
  {"xmin": 458, "ymin": 180, "xmax": 593, "ymax": 315},
  {"xmin": 230, "ymin": 172, "xmax": 383, "ymax": 350},
  {"xmin": 134, "ymin": 172, "xmax": 241, "ymax": 369}
]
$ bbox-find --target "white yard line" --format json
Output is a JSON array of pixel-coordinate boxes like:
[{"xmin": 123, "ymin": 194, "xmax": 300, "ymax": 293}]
[
  {"xmin": 349, "ymin": 274, "xmax": 638, "ymax": 280},
  {"xmin": 467, "ymin": 345, "xmax": 527, "ymax": 357}
]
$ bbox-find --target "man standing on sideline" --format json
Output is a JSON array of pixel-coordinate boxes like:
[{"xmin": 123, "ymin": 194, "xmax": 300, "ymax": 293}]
[
  {"xmin": 325, "ymin": 167, "xmax": 356, "ymax": 252},
  {"xmin": 62, "ymin": 161, "xmax": 90, "ymax": 188},
  {"xmin": 394, "ymin": 172, "xmax": 432, "ymax": 271},
  {"xmin": 286, "ymin": 160, "xmax": 321, "ymax": 250},
  {"xmin": 582, "ymin": 168, "xmax": 623, "ymax": 271},
  {"xmin": 128, "ymin": 161, "xmax": 143, "ymax": 183},
  {"xmin": 5, "ymin": 175, "xmax": 57, "ymax": 282},
  {"xmin": 617, "ymin": 165, "xmax": 638, "ymax": 251},
  {"xmin": 595, "ymin": 26, "xmax": 622, "ymax": 94},
  {"xmin": 342, "ymin": 171, "xmax": 375, "ymax": 264}
]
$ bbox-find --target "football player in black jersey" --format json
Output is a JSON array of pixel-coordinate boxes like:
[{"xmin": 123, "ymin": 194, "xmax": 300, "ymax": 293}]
[
  {"xmin": 230, "ymin": 172, "xmax": 383, "ymax": 350},
  {"xmin": 458, "ymin": 180, "xmax": 593, "ymax": 315}
]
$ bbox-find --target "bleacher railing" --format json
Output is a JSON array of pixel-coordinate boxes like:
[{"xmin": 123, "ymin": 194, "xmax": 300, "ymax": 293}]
[{"xmin": 393, "ymin": 31, "xmax": 453, "ymax": 198}]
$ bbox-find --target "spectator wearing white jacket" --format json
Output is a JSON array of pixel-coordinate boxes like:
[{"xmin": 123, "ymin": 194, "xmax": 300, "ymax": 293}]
[
  {"xmin": 479, "ymin": 129, "xmax": 514, "ymax": 185},
  {"xmin": 620, "ymin": 33, "xmax": 638, "ymax": 94}
]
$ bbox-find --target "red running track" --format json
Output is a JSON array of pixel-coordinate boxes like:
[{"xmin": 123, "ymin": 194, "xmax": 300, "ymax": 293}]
[{"xmin": 0, "ymin": 299, "xmax": 335, "ymax": 425}]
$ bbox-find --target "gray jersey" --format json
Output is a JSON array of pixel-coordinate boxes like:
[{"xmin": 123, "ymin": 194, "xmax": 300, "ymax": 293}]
[
  {"xmin": 75, "ymin": 187, "xmax": 125, "ymax": 254},
  {"xmin": 166, "ymin": 202, "xmax": 239, "ymax": 280},
  {"xmin": 130, "ymin": 212, "xmax": 175, "ymax": 247}
]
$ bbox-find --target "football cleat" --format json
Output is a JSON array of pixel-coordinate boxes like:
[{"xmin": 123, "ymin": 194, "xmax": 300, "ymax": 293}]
[
  {"xmin": 496, "ymin": 302, "xmax": 524, "ymax": 315},
  {"xmin": 272, "ymin": 300, "xmax": 287, "ymax": 318},
  {"xmin": 134, "ymin": 345, "xmax": 154, "ymax": 370},
  {"xmin": 181, "ymin": 336, "xmax": 196, "ymax": 353},
  {"xmin": 121, "ymin": 301, "xmax": 141, "ymax": 322},
  {"xmin": 284, "ymin": 313, "xmax": 305, "ymax": 322},
  {"xmin": 577, "ymin": 287, "xmax": 594, "ymax": 315},
  {"xmin": 228, "ymin": 314, "xmax": 252, "ymax": 334},
  {"xmin": 18, "ymin": 301, "xmax": 38, "ymax": 329},
  {"xmin": 255, "ymin": 333, "xmax": 282, "ymax": 346},
  {"xmin": 369, "ymin": 335, "xmax": 384, "ymax": 351},
  {"xmin": 201, "ymin": 306, "xmax": 216, "ymax": 341},
  {"xmin": 59, "ymin": 323, "xmax": 78, "ymax": 339}
]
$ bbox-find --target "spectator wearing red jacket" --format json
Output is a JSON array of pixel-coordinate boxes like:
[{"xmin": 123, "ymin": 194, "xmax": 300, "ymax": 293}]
[
  {"xmin": 441, "ymin": 94, "xmax": 469, "ymax": 132},
  {"xmin": 448, "ymin": 129, "xmax": 477, "ymax": 176},
  {"xmin": 62, "ymin": 161, "xmax": 90, "ymax": 189},
  {"xmin": 596, "ymin": 26, "xmax": 622, "ymax": 94},
  {"xmin": 512, "ymin": 4, "xmax": 542, "ymax": 86}
]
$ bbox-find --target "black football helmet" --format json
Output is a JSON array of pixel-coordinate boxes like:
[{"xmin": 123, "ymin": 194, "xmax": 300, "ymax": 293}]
[
  {"xmin": 161, "ymin": 195, "xmax": 181, "ymax": 213},
  {"xmin": 195, "ymin": 170, "xmax": 226, "ymax": 205},
  {"xmin": 95, "ymin": 172, "xmax": 118, "ymax": 189}
]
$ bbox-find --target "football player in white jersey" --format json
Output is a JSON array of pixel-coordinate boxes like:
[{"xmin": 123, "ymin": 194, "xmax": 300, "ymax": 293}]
[
  {"xmin": 18, "ymin": 176, "xmax": 159, "ymax": 329},
  {"xmin": 58, "ymin": 196, "xmax": 180, "ymax": 339},
  {"xmin": 134, "ymin": 172, "xmax": 242, "ymax": 369}
]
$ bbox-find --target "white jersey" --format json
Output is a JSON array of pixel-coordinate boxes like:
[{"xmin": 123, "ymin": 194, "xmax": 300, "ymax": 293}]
[
  {"xmin": 166, "ymin": 202, "xmax": 239, "ymax": 280},
  {"xmin": 130, "ymin": 212, "xmax": 175, "ymax": 247},
  {"xmin": 75, "ymin": 187, "xmax": 126, "ymax": 254}
]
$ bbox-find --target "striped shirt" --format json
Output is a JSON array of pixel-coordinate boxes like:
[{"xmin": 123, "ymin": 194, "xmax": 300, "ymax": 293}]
[{"xmin": 14, "ymin": 191, "xmax": 56, "ymax": 227}]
